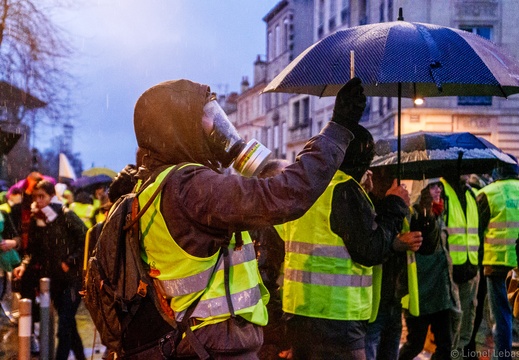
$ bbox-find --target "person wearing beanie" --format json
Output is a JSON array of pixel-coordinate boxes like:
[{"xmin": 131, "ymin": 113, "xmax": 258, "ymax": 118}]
[{"xmin": 281, "ymin": 118, "xmax": 416, "ymax": 359}]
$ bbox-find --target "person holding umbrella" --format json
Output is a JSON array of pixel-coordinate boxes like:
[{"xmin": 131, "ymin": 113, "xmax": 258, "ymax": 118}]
[
  {"xmin": 119, "ymin": 77, "xmax": 362, "ymax": 359},
  {"xmin": 476, "ymin": 156, "xmax": 519, "ymax": 360},
  {"xmin": 281, "ymin": 84, "xmax": 416, "ymax": 359}
]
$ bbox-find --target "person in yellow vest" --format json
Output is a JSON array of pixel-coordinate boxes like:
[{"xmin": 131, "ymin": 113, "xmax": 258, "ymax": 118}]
[
  {"xmin": 68, "ymin": 191, "xmax": 95, "ymax": 228},
  {"xmin": 364, "ymin": 174, "xmax": 426, "ymax": 360},
  {"xmin": 476, "ymin": 157, "xmax": 519, "ymax": 360},
  {"xmin": 398, "ymin": 179, "xmax": 458, "ymax": 360},
  {"xmin": 126, "ymin": 77, "xmax": 366, "ymax": 359},
  {"xmin": 282, "ymin": 124, "xmax": 416, "ymax": 360},
  {"xmin": 440, "ymin": 175, "xmax": 480, "ymax": 355}
]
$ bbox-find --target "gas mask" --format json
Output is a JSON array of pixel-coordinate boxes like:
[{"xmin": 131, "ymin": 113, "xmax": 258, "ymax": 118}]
[{"xmin": 202, "ymin": 99, "xmax": 271, "ymax": 177}]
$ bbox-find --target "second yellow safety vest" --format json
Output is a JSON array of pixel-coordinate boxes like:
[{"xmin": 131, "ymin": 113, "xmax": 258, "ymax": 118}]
[
  {"xmin": 282, "ymin": 170, "xmax": 376, "ymax": 321},
  {"xmin": 440, "ymin": 179, "xmax": 479, "ymax": 265},
  {"xmin": 477, "ymin": 179, "xmax": 519, "ymax": 267},
  {"xmin": 139, "ymin": 165, "xmax": 269, "ymax": 330}
]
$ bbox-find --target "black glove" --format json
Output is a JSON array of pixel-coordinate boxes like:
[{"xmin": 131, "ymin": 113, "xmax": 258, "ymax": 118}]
[{"xmin": 331, "ymin": 77, "xmax": 367, "ymax": 130}]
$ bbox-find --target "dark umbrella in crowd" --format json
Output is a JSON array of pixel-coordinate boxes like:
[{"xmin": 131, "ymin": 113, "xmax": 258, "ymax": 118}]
[
  {"xmin": 263, "ymin": 8, "xmax": 519, "ymax": 180},
  {"xmin": 71, "ymin": 174, "xmax": 113, "ymax": 193},
  {"xmin": 370, "ymin": 131, "xmax": 517, "ymax": 180}
]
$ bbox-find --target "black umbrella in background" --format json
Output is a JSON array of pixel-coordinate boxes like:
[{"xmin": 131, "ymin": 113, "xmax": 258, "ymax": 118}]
[
  {"xmin": 370, "ymin": 131, "xmax": 516, "ymax": 180},
  {"xmin": 263, "ymin": 8, "xmax": 519, "ymax": 181},
  {"xmin": 71, "ymin": 174, "xmax": 113, "ymax": 193}
]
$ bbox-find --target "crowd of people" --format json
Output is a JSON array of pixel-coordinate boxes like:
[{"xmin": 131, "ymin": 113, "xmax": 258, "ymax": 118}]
[{"xmin": 0, "ymin": 76, "xmax": 518, "ymax": 360}]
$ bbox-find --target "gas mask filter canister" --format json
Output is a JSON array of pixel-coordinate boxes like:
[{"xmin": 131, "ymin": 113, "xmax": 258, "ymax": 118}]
[{"xmin": 202, "ymin": 100, "xmax": 271, "ymax": 177}]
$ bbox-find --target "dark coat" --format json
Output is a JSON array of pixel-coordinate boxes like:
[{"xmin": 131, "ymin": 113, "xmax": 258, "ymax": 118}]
[{"xmin": 27, "ymin": 203, "xmax": 87, "ymax": 299}]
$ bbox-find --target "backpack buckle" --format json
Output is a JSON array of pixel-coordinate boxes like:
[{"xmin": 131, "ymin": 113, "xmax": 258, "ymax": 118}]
[{"xmin": 158, "ymin": 331, "xmax": 177, "ymax": 359}]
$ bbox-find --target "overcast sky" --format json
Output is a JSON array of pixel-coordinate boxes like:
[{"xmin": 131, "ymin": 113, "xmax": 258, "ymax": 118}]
[{"xmin": 43, "ymin": 1, "xmax": 280, "ymax": 173}]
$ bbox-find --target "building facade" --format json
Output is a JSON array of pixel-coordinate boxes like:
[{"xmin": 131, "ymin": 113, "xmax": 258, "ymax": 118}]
[{"xmin": 232, "ymin": 0, "xmax": 519, "ymax": 166}]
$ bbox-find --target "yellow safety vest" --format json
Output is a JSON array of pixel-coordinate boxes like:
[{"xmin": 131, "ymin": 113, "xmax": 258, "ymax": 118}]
[
  {"xmin": 400, "ymin": 216, "xmax": 420, "ymax": 317},
  {"xmin": 477, "ymin": 179, "xmax": 519, "ymax": 267},
  {"xmin": 440, "ymin": 179, "xmax": 479, "ymax": 265},
  {"xmin": 69, "ymin": 202, "xmax": 95, "ymax": 228},
  {"xmin": 139, "ymin": 165, "xmax": 268, "ymax": 330},
  {"xmin": 0, "ymin": 203, "xmax": 11, "ymax": 214},
  {"xmin": 282, "ymin": 170, "xmax": 376, "ymax": 321}
]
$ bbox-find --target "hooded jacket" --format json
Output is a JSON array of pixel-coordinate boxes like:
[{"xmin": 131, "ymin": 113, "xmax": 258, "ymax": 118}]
[
  {"xmin": 130, "ymin": 79, "xmax": 354, "ymax": 355},
  {"xmin": 133, "ymin": 79, "xmax": 354, "ymax": 258}
]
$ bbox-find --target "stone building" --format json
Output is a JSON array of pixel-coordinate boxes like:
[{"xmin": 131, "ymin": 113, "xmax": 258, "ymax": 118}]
[{"xmin": 234, "ymin": 0, "xmax": 519, "ymax": 165}]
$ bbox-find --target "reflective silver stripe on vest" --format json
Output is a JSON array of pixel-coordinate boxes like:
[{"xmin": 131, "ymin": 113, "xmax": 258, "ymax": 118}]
[
  {"xmin": 449, "ymin": 245, "xmax": 479, "ymax": 252},
  {"xmin": 286, "ymin": 241, "xmax": 350, "ymax": 259},
  {"xmin": 484, "ymin": 237, "xmax": 517, "ymax": 246},
  {"xmin": 285, "ymin": 268, "xmax": 372, "ymax": 287},
  {"xmin": 446, "ymin": 227, "xmax": 478, "ymax": 235},
  {"xmin": 189, "ymin": 286, "xmax": 262, "ymax": 319},
  {"xmin": 160, "ymin": 242, "xmax": 256, "ymax": 297},
  {"xmin": 487, "ymin": 221, "xmax": 519, "ymax": 229}
]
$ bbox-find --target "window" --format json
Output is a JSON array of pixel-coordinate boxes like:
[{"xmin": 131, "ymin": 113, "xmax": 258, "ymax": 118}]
[
  {"xmin": 329, "ymin": 0, "xmax": 337, "ymax": 31},
  {"xmin": 282, "ymin": 121, "xmax": 287, "ymax": 156},
  {"xmin": 359, "ymin": 0, "xmax": 367, "ymax": 25},
  {"xmin": 291, "ymin": 97, "xmax": 310, "ymax": 129},
  {"xmin": 318, "ymin": 0, "xmax": 325, "ymax": 38},
  {"xmin": 302, "ymin": 98, "xmax": 310, "ymax": 125},
  {"xmin": 267, "ymin": 31, "xmax": 273, "ymax": 61},
  {"xmin": 379, "ymin": 1, "xmax": 385, "ymax": 22},
  {"xmin": 293, "ymin": 101, "xmax": 300, "ymax": 127},
  {"xmin": 283, "ymin": 18, "xmax": 290, "ymax": 52},
  {"xmin": 275, "ymin": 25, "xmax": 281, "ymax": 57},
  {"xmin": 388, "ymin": 0, "xmax": 393, "ymax": 21},
  {"xmin": 458, "ymin": 26, "xmax": 493, "ymax": 106},
  {"xmin": 274, "ymin": 124, "xmax": 279, "ymax": 149},
  {"xmin": 341, "ymin": 0, "xmax": 350, "ymax": 26}
]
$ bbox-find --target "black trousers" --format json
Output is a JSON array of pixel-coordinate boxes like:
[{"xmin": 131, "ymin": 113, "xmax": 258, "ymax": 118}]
[{"xmin": 398, "ymin": 309, "xmax": 452, "ymax": 360}]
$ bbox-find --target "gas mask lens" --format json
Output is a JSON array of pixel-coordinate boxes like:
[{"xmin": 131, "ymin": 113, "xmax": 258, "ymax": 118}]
[{"xmin": 202, "ymin": 100, "xmax": 271, "ymax": 177}]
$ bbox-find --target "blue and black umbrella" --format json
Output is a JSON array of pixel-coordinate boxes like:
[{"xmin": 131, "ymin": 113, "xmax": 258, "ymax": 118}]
[
  {"xmin": 71, "ymin": 174, "xmax": 113, "ymax": 192},
  {"xmin": 264, "ymin": 14, "xmax": 519, "ymax": 98},
  {"xmin": 263, "ymin": 9, "xmax": 519, "ymax": 180},
  {"xmin": 370, "ymin": 131, "xmax": 516, "ymax": 180}
]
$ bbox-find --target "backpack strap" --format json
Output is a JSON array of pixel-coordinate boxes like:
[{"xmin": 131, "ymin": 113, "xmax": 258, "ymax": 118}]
[
  {"xmin": 123, "ymin": 166, "xmax": 177, "ymax": 231},
  {"xmin": 124, "ymin": 165, "xmax": 212, "ymax": 359}
]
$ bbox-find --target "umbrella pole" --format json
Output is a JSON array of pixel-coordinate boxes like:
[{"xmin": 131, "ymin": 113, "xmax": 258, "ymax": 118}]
[{"xmin": 397, "ymin": 82, "xmax": 402, "ymax": 185}]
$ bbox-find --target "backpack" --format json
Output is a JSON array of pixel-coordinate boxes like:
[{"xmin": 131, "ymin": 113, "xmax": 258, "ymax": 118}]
[{"xmin": 83, "ymin": 170, "xmax": 179, "ymax": 356}]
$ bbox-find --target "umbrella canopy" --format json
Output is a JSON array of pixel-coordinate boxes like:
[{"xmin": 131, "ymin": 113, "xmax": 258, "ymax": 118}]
[
  {"xmin": 263, "ymin": 11, "xmax": 519, "ymax": 181},
  {"xmin": 370, "ymin": 131, "xmax": 516, "ymax": 180},
  {"xmin": 71, "ymin": 174, "xmax": 113, "ymax": 192},
  {"xmin": 82, "ymin": 167, "xmax": 117, "ymax": 178},
  {"xmin": 263, "ymin": 20, "xmax": 519, "ymax": 98}
]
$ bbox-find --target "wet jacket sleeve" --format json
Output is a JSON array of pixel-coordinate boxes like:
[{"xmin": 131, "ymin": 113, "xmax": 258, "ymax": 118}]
[
  {"xmin": 160, "ymin": 122, "xmax": 353, "ymax": 257},
  {"xmin": 166, "ymin": 122, "xmax": 352, "ymax": 229},
  {"xmin": 330, "ymin": 180, "xmax": 408, "ymax": 267}
]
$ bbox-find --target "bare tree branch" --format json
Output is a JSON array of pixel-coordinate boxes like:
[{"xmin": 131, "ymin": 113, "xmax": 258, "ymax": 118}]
[{"xmin": 0, "ymin": 0, "xmax": 77, "ymax": 139}]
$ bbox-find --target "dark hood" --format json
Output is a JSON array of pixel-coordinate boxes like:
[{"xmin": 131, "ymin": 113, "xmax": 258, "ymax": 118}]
[{"xmin": 134, "ymin": 79, "xmax": 218, "ymax": 170}]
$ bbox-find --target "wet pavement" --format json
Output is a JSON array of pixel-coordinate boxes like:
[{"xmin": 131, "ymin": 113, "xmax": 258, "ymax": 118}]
[
  {"xmin": 1, "ymin": 297, "xmax": 519, "ymax": 359},
  {"xmin": 0, "ymin": 299, "xmax": 105, "ymax": 360}
]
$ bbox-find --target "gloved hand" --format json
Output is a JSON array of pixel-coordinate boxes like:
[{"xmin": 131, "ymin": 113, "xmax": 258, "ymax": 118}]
[{"xmin": 331, "ymin": 77, "xmax": 367, "ymax": 130}]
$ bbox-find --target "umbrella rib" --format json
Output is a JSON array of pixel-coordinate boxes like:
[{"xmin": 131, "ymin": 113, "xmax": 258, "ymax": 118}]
[
  {"xmin": 319, "ymin": 84, "xmax": 328, "ymax": 98},
  {"xmin": 498, "ymin": 84, "xmax": 508, "ymax": 98}
]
